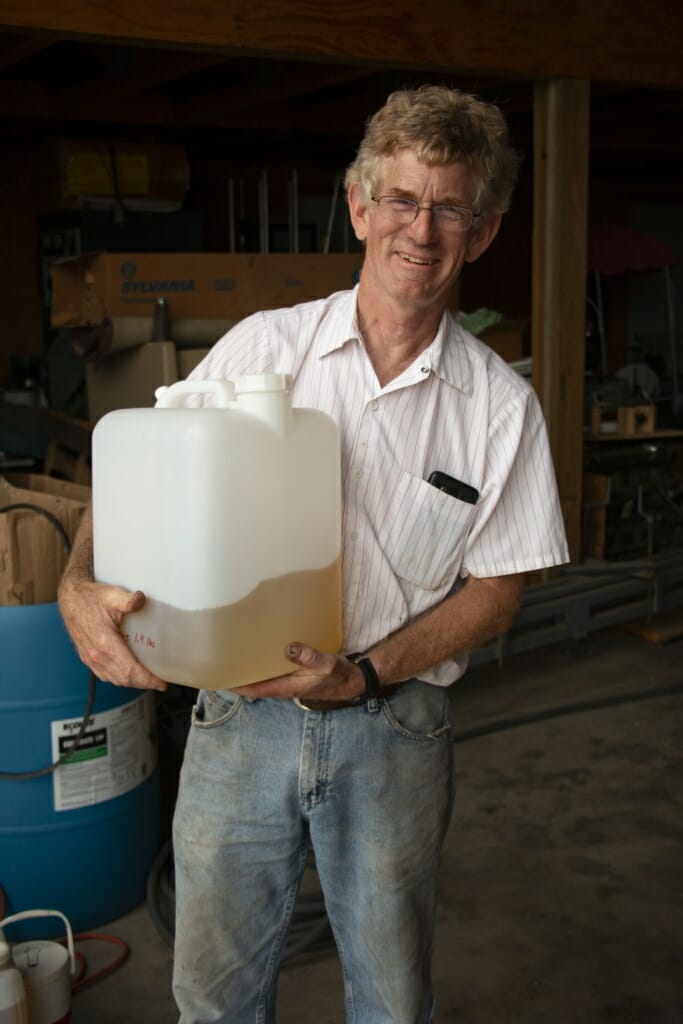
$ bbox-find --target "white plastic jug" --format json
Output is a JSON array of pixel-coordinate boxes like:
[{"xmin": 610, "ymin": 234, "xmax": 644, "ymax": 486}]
[
  {"xmin": 2, "ymin": 911, "xmax": 76, "ymax": 1024},
  {"xmin": 0, "ymin": 930, "xmax": 28, "ymax": 1024},
  {"xmin": 92, "ymin": 374, "xmax": 342, "ymax": 688},
  {"xmin": 0, "ymin": 910, "xmax": 76, "ymax": 1024}
]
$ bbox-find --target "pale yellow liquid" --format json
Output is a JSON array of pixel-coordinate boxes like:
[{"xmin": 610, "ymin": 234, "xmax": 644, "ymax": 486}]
[{"xmin": 122, "ymin": 559, "xmax": 342, "ymax": 689}]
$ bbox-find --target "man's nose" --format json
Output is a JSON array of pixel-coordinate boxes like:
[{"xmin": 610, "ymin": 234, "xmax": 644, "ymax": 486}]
[{"xmin": 409, "ymin": 205, "xmax": 438, "ymax": 239}]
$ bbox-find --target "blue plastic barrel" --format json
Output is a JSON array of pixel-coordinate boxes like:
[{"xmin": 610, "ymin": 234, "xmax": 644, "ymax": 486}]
[{"xmin": 0, "ymin": 603, "xmax": 160, "ymax": 939}]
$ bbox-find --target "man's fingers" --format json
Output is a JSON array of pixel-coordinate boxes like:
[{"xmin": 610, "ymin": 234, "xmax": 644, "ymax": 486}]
[
  {"xmin": 284, "ymin": 642, "xmax": 322, "ymax": 667},
  {"xmin": 125, "ymin": 589, "xmax": 147, "ymax": 614},
  {"xmin": 61, "ymin": 582, "xmax": 166, "ymax": 691},
  {"xmin": 103, "ymin": 586, "xmax": 146, "ymax": 622}
]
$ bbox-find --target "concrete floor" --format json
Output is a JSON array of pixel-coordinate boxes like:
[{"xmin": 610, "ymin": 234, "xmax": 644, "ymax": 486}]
[{"xmin": 70, "ymin": 624, "xmax": 683, "ymax": 1023}]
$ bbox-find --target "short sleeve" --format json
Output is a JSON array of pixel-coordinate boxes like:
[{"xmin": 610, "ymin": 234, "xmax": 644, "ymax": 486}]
[{"xmin": 463, "ymin": 388, "xmax": 569, "ymax": 577}]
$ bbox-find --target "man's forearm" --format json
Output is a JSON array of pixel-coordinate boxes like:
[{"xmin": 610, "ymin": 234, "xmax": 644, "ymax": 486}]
[
  {"xmin": 59, "ymin": 505, "xmax": 94, "ymax": 591},
  {"xmin": 56, "ymin": 504, "xmax": 167, "ymax": 690},
  {"xmin": 366, "ymin": 572, "xmax": 525, "ymax": 687}
]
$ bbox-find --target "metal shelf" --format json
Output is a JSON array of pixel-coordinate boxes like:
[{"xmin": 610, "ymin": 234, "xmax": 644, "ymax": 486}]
[{"xmin": 471, "ymin": 549, "xmax": 683, "ymax": 666}]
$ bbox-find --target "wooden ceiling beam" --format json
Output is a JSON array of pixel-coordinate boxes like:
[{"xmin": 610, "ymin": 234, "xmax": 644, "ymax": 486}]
[
  {"xmin": 0, "ymin": 28, "xmax": 60, "ymax": 70},
  {"xmin": 0, "ymin": 78, "xmax": 176, "ymax": 123},
  {"xmin": 52, "ymin": 48, "xmax": 230, "ymax": 111},
  {"xmin": 176, "ymin": 62, "xmax": 375, "ymax": 121},
  {"xmin": 0, "ymin": 0, "xmax": 681, "ymax": 89},
  {"xmin": 0, "ymin": 78, "xmax": 50, "ymax": 116}
]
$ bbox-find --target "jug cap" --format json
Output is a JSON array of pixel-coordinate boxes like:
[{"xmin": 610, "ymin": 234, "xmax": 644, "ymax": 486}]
[{"xmin": 234, "ymin": 373, "xmax": 292, "ymax": 395}]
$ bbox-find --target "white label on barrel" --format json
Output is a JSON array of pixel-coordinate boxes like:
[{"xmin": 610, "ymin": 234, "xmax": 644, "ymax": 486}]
[{"xmin": 50, "ymin": 693, "xmax": 157, "ymax": 812}]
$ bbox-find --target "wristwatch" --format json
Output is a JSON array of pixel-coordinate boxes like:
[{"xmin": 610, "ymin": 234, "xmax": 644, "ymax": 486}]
[{"xmin": 347, "ymin": 653, "xmax": 382, "ymax": 705}]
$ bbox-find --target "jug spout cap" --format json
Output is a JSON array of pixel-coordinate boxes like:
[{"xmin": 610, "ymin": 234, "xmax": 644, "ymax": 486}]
[
  {"xmin": 234, "ymin": 373, "xmax": 293, "ymax": 433},
  {"xmin": 234, "ymin": 373, "xmax": 292, "ymax": 395}
]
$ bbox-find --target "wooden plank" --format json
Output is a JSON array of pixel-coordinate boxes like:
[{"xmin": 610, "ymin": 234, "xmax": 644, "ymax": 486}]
[
  {"xmin": 532, "ymin": 78, "xmax": 591, "ymax": 563},
  {"xmin": 0, "ymin": 29, "xmax": 59, "ymax": 70},
  {"xmin": 0, "ymin": 0, "xmax": 682, "ymax": 88},
  {"xmin": 588, "ymin": 430, "xmax": 683, "ymax": 442},
  {"xmin": 624, "ymin": 608, "xmax": 683, "ymax": 643}
]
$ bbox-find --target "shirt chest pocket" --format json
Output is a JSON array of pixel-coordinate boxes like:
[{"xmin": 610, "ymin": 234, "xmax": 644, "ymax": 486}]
[{"xmin": 378, "ymin": 471, "xmax": 477, "ymax": 591}]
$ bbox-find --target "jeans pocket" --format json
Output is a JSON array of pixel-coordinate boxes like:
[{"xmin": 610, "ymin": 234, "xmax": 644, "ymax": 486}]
[
  {"xmin": 380, "ymin": 681, "xmax": 452, "ymax": 741},
  {"xmin": 191, "ymin": 689, "xmax": 243, "ymax": 730}
]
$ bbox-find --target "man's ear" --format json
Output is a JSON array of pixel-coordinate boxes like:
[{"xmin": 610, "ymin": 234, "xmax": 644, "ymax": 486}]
[
  {"xmin": 465, "ymin": 213, "xmax": 502, "ymax": 264},
  {"xmin": 347, "ymin": 182, "xmax": 370, "ymax": 242}
]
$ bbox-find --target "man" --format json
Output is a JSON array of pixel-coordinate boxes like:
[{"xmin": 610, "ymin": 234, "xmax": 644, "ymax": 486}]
[{"xmin": 59, "ymin": 86, "xmax": 568, "ymax": 1023}]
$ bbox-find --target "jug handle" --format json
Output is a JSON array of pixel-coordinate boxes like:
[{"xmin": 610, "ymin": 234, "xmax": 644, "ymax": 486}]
[
  {"xmin": 154, "ymin": 380, "xmax": 236, "ymax": 408},
  {"xmin": 0, "ymin": 910, "xmax": 76, "ymax": 976}
]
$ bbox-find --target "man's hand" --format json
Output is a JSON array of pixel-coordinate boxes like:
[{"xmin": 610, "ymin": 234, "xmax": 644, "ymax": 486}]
[
  {"xmin": 233, "ymin": 643, "xmax": 364, "ymax": 704},
  {"xmin": 58, "ymin": 576, "xmax": 167, "ymax": 692}
]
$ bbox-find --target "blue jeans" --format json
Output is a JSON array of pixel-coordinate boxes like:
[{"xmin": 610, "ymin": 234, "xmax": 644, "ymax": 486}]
[{"xmin": 172, "ymin": 680, "xmax": 455, "ymax": 1024}]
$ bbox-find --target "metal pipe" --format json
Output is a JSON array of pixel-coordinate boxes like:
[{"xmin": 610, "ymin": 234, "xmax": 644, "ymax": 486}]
[
  {"xmin": 288, "ymin": 170, "xmax": 299, "ymax": 253},
  {"xmin": 259, "ymin": 170, "xmax": 269, "ymax": 253},
  {"xmin": 664, "ymin": 266, "xmax": 680, "ymax": 414},
  {"xmin": 227, "ymin": 178, "xmax": 235, "ymax": 253},
  {"xmin": 323, "ymin": 173, "xmax": 342, "ymax": 254}
]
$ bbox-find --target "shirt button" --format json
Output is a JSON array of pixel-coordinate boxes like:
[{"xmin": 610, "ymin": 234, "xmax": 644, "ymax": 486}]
[
  {"xmin": 370, "ymin": 399, "xmax": 379, "ymax": 411},
  {"xmin": 354, "ymin": 468, "xmax": 363, "ymax": 479},
  {"xmin": 420, "ymin": 366, "xmax": 429, "ymax": 375}
]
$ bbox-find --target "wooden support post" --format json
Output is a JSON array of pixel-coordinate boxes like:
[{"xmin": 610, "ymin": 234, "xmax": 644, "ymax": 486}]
[{"xmin": 532, "ymin": 78, "xmax": 590, "ymax": 563}]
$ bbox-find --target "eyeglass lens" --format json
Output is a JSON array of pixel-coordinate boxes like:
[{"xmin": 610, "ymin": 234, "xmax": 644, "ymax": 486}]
[{"xmin": 375, "ymin": 196, "xmax": 473, "ymax": 230}]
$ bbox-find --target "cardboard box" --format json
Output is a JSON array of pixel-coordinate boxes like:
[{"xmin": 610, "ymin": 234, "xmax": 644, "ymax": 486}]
[
  {"xmin": 479, "ymin": 319, "xmax": 529, "ymax": 363},
  {"xmin": 0, "ymin": 473, "xmax": 90, "ymax": 606},
  {"xmin": 176, "ymin": 347, "xmax": 211, "ymax": 378},
  {"xmin": 617, "ymin": 403, "xmax": 656, "ymax": 435},
  {"xmin": 51, "ymin": 251, "xmax": 363, "ymax": 327},
  {"xmin": 86, "ymin": 341, "xmax": 178, "ymax": 421},
  {"xmin": 591, "ymin": 403, "xmax": 657, "ymax": 437}
]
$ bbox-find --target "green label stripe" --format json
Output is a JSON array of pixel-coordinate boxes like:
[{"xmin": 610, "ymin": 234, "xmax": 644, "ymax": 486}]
[{"xmin": 62, "ymin": 745, "xmax": 108, "ymax": 764}]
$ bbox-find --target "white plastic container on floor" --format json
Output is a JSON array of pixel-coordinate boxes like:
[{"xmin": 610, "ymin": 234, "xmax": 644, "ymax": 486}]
[
  {"xmin": 2, "ymin": 910, "xmax": 76, "ymax": 1024},
  {"xmin": 0, "ymin": 930, "xmax": 28, "ymax": 1024},
  {"xmin": 92, "ymin": 374, "xmax": 342, "ymax": 688}
]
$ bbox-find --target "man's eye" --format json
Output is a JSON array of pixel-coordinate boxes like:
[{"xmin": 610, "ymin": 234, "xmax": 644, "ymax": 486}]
[
  {"xmin": 388, "ymin": 198, "xmax": 416, "ymax": 211},
  {"xmin": 436, "ymin": 205, "xmax": 466, "ymax": 222}
]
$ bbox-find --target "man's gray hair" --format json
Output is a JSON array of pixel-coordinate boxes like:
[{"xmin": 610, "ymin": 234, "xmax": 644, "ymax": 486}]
[{"xmin": 345, "ymin": 85, "xmax": 521, "ymax": 215}]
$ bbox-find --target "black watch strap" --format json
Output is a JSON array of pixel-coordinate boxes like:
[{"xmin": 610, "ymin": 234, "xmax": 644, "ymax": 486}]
[{"xmin": 348, "ymin": 654, "xmax": 382, "ymax": 703}]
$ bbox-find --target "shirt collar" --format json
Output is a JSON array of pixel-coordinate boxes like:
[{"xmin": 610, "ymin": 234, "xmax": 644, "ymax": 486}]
[
  {"xmin": 315, "ymin": 287, "xmax": 473, "ymax": 396},
  {"xmin": 315, "ymin": 286, "xmax": 362, "ymax": 358},
  {"xmin": 420, "ymin": 310, "xmax": 473, "ymax": 395}
]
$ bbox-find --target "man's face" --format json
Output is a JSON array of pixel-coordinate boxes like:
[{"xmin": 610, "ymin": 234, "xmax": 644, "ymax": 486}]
[{"xmin": 348, "ymin": 150, "xmax": 501, "ymax": 314}]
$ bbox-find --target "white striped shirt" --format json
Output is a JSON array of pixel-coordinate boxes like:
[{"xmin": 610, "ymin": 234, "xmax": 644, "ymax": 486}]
[{"xmin": 188, "ymin": 286, "xmax": 569, "ymax": 685}]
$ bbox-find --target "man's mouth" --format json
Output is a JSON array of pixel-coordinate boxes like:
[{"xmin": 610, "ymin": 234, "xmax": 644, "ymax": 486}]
[{"xmin": 397, "ymin": 251, "xmax": 438, "ymax": 266}]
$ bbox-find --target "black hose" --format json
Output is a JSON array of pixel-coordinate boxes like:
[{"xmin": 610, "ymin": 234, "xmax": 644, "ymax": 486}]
[
  {"xmin": 0, "ymin": 501, "xmax": 96, "ymax": 780},
  {"xmin": 0, "ymin": 671, "xmax": 97, "ymax": 781},
  {"xmin": 0, "ymin": 502, "xmax": 71, "ymax": 553},
  {"xmin": 452, "ymin": 680, "xmax": 683, "ymax": 743}
]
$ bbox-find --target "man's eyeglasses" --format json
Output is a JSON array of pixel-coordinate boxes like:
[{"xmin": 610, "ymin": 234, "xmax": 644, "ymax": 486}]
[{"xmin": 371, "ymin": 194, "xmax": 480, "ymax": 232}]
